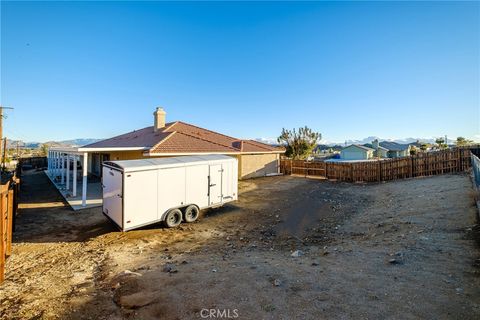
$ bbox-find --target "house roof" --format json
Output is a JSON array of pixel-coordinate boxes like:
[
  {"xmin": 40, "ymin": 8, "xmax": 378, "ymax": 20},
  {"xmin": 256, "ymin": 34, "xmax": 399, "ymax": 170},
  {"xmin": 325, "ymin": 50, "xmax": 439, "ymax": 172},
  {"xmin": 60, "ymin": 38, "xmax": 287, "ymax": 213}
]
[
  {"xmin": 363, "ymin": 143, "xmax": 388, "ymax": 151},
  {"xmin": 83, "ymin": 121, "xmax": 284, "ymax": 155},
  {"xmin": 379, "ymin": 141, "xmax": 410, "ymax": 151},
  {"xmin": 342, "ymin": 144, "xmax": 374, "ymax": 152}
]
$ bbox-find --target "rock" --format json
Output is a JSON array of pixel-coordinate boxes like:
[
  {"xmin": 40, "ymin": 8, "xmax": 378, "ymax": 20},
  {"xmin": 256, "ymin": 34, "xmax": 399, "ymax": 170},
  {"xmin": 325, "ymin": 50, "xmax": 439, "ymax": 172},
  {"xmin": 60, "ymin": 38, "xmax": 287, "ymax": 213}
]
[
  {"xmin": 113, "ymin": 270, "xmax": 142, "ymax": 282},
  {"xmin": 211, "ymin": 268, "xmax": 217, "ymax": 273},
  {"xmin": 311, "ymin": 262, "xmax": 319, "ymax": 266},
  {"xmin": 118, "ymin": 291, "xmax": 157, "ymax": 309},
  {"xmin": 388, "ymin": 259, "xmax": 400, "ymax": 265},
  {"xmin": 162, "ymin": 263, "xmax": 177, "ymax": 273},
  {"xmin": 273, "ymin": 279, "xmax": 282, "ymax": 287},
  {"xmin": 291, "ymin": 250, "xmax": 304, "ymax": 258}
]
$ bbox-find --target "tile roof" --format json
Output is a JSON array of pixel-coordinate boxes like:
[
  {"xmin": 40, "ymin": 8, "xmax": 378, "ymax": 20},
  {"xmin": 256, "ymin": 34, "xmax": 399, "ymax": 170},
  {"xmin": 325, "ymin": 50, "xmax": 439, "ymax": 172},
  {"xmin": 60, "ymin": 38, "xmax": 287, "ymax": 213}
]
[{"xmin": 84, "ymin": 121, "xmax": 284, "ymax": 155}]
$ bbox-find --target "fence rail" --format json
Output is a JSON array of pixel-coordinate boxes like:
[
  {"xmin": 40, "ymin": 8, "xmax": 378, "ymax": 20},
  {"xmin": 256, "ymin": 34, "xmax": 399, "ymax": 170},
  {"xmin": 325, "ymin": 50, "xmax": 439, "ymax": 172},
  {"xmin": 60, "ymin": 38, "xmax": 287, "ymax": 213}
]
[
  {"xmin": 280, "ymin": 148, "xmax": 472, "ymax": 182},
  {"xmin": 0, "ymin": 175, "xmax": 20, "ymax": 284}
]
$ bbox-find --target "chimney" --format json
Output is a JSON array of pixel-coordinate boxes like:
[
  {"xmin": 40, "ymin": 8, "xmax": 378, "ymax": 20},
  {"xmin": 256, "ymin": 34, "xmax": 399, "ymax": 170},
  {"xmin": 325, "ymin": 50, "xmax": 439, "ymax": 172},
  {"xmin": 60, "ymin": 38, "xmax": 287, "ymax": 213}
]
[{"xmin": 153, "ymin": 107, "xmax": 166, "ymax": 132}]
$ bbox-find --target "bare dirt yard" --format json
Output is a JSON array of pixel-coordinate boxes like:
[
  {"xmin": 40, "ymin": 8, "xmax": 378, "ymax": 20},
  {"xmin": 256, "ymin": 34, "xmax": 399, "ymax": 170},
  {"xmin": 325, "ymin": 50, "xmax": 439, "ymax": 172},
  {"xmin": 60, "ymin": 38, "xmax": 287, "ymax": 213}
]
[{"xmin": 1, "ymin": 170, "xmax": 479, "ymax": 319}]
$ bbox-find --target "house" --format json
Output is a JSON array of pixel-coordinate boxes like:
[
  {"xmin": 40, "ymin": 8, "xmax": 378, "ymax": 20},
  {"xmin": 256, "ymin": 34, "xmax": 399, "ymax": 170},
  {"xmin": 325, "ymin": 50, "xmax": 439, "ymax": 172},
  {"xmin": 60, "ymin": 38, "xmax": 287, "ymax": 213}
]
[
  {"xmin": 378, "ymin": 141, "xmax": 411, "ymax": 158},
  {"xmin": 340, "ymin": 144, "xmax": 374, "ymax": 160},
  {"xmin": 48, "ymin": 107, "xmax": 285, "ymax": 206},
  {"xmin": 365, "ymin": 140, "xmax": 388, "ymax": 158}
]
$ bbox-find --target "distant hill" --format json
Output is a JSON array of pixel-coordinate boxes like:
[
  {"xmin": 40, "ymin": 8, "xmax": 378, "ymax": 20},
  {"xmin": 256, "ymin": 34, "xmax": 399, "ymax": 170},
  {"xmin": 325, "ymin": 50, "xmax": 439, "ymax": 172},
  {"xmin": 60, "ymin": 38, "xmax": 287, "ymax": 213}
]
[
  {"xmin": 58, "ymin": 138, "xmax": 103, "ymax": 147},
  {"xmin": 6, "ymin": 138, "xmax": 103, "ymax": 149}
]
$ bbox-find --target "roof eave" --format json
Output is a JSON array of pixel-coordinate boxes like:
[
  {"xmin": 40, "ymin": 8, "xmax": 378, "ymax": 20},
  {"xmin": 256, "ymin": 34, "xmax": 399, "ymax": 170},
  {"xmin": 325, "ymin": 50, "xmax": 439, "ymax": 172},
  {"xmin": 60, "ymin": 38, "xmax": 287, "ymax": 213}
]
[
  {"xmin": 144, "ymin": 150, "xmax": 285, "ymax": 157},
  {"xmin": 78, "ymin": 147, "xmax": 150, "ymax": 152}
]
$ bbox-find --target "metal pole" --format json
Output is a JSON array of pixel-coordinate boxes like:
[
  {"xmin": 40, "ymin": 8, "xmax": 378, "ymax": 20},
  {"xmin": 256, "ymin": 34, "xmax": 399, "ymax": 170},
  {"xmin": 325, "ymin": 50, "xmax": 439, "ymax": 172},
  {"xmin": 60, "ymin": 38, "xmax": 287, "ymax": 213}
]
[
  {"xmin": 73, "ymin": 155, "xmax": 77, "ymax": 197},
  {"xmin": 61, "ymin": 153, "xmax": 65, "ymax": 185},
  {"xmin": 82, "ymin": 153, "xmax": 88, "ymax": 206},
  {"xmin": 66, "ymin": 154, "xmax": 70, "ymax": 191}
]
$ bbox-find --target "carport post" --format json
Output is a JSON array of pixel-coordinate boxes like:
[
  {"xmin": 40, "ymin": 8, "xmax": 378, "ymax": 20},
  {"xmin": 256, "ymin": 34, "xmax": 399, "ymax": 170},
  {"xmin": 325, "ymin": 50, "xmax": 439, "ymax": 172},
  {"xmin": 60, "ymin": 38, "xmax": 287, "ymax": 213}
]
[
  {"xmin": 73, "ymin": 155, "xmax": 77, "ymax": 197},
  {"xmin": 82, "ymin": 152, "xmax": 88, "ymax": 207},
  {"xmin": 54, "ymin": 152, "xmax": 58, "ymax": 177},
  {"xmin": 49, "ymin": 151, "xmax": 52, "ymax": 174},
  {"xmin": 52, "ymin": 151, "xmax": 56, "ymax": 176},
  {"xmin": 66, "ymin": 154, "xmax": 70, "ymax": 191},
  {"xmin": 57, "ymin": 152, "xmax": 60, "ymax": 177},
  {"xmin": 61, "ymin": 153, "xmax": 65, "ymax": 186}
]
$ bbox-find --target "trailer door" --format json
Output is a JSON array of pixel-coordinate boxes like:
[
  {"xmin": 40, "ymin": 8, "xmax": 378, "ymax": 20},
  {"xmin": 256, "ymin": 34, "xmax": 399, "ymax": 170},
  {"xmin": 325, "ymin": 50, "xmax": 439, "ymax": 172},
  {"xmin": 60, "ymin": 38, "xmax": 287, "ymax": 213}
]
[
  {"xmin": 209, "ymin": 164, "xmax": 223, "ymax": 206},
  {"xmin": 124, "ymin": 170, "xmax": 158, "ymax": 230},
  {"xmin": 102, "ymin": 166, "xmax": 123, "ymax": 229}
]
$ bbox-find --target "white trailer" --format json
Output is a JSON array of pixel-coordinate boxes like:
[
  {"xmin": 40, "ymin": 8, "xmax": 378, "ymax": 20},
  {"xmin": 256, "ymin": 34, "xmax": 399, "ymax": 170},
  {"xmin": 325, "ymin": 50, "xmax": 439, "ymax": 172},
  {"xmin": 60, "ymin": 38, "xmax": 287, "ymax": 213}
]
[{"xmin": 102, "ymin": 155, "xmax": 238, "ymax": 231}]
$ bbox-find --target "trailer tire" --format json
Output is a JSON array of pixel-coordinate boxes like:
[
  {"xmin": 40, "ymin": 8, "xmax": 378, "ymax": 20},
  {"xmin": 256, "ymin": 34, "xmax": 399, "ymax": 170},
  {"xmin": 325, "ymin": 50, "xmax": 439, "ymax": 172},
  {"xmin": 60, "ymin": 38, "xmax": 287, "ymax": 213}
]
[
  {"xmin": 184, "ymin": 205, "xmax": 200, "ymax": 223},
  {"xmin": 164, "ymin": 209, "xmax": 182, "ymax": 228}
]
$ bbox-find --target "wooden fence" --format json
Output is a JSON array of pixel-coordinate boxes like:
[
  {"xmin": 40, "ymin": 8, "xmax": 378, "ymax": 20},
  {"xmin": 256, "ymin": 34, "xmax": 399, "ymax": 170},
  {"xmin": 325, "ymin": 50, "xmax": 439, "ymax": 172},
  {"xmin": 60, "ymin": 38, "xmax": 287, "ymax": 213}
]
[
  {"xmin": 18, "ymin": 156, "xmax": 47, "ymax": 170},
  {"xmin": 0, "ymin": 175, "xmax": 20, "ymax": 284},
  {"xmin": 280, "ymin": 148, "xmax": 472, "ymax": 182}
]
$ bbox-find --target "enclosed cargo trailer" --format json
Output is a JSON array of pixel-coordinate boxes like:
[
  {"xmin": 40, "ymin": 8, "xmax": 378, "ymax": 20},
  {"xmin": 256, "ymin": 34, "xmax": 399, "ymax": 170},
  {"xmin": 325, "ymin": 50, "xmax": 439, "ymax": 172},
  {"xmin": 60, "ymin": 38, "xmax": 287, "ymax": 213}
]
[{"xmin": 102, "ymin": 155, "xmax": 238, "ymax": 231}]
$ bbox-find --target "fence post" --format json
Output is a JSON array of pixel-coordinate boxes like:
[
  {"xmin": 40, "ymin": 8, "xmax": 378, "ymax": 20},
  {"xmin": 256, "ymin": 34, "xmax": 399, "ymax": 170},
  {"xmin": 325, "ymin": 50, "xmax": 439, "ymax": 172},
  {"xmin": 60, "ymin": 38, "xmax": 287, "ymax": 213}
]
[
  {"xmin": 410, "ymin": 157, "xmax": 414, "ymax": 178},
  {"xmin": 0, "ymin": 185, "xmax": 5, "ymax": 283},
  {"xmin": 378, "ymin": 160, "xmax": 381, "ymax": 182},
  {"xmin": 6, "ymin": 189, "xmax": 13, "ymax": 257}
]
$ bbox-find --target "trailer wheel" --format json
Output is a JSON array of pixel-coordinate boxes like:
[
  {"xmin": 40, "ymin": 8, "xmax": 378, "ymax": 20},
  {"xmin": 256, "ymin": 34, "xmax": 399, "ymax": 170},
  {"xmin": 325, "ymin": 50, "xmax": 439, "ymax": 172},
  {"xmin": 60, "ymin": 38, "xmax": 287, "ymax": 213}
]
[
  {"xmin": 184, "ymin": 205, "xmax": 200, "ymax": 223},
  {"xmin": 164, "ymin": 209, "xmax": 182, "ymax": 228}
]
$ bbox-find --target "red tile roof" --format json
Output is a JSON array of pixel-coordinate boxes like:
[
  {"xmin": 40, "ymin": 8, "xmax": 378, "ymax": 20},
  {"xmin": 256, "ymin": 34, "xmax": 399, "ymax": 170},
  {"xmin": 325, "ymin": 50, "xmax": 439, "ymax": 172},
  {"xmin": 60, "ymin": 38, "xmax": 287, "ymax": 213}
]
[{"xmin": 84, "ymin": 121, "xmax": 284, "ymax": 155}]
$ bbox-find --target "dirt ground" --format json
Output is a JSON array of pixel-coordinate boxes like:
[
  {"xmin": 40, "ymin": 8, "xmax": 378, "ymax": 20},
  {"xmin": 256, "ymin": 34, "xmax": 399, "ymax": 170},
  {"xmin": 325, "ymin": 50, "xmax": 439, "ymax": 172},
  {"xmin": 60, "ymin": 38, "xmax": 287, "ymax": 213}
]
[{"xmin": 1, "ymin": 170, "xmax": 479, "ymax": 319}]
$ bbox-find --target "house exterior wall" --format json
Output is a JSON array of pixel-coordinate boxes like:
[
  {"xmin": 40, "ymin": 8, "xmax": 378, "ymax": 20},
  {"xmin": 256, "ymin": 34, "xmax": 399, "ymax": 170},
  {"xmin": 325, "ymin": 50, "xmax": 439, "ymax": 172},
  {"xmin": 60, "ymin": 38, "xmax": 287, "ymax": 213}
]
[
  {"xmin": 378, "ymin": 149, "xmax": 388, "ymax": 158},
  {"xmin": 341, "ymin": 146, "xmax": 371, "ymax": 160},
  {"xmin": 388, "ymin": 149, "xmax": 410, "ymax": 158},
  {"xmin": 237, "ymin": 153, "xmax": 280, "ymax": 179}
]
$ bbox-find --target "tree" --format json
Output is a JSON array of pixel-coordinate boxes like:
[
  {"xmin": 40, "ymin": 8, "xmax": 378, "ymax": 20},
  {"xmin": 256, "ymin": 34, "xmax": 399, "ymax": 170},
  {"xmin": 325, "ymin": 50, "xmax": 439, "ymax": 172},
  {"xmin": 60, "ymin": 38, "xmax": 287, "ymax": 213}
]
[
  {"xmin": 277, "ymin": 126, "xmax": 321, "ymax": 159},
  {"xmin": 435, "ymin": 138, "xmax": 447, "ymax": 149},
  {"xmin": 456, "ymin": 136, "xmax": 473, "ymax": 146},
  {"xmin": 39, "ymin": 143, "xmax": 49, "ymax": 157},
  {"xmin": 410, "ymin": 146, "xmax": 417, "ymax": 156}
]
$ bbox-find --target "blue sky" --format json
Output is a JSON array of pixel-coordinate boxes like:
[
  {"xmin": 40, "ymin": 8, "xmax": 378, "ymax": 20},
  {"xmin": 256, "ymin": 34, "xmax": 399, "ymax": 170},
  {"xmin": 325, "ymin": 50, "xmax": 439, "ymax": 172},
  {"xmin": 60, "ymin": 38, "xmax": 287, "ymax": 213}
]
[{"xmin": 1, "ymin": 1, "xmax": 479, "ymax": 143}]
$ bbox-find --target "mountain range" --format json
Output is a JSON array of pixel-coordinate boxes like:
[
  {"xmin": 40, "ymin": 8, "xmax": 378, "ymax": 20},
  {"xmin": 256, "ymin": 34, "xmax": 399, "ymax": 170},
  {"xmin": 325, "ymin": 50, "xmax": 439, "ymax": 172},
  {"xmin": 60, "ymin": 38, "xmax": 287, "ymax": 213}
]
[{"xmin": 6, "ymin": 138, "xmax": 102, "ymax": 149}]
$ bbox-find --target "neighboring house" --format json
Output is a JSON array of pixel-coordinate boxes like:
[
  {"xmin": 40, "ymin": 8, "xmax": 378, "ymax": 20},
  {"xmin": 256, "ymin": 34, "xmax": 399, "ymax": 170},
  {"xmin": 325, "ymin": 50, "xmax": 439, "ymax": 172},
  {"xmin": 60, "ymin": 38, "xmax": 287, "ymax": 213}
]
[
  {"xmin": 340, "ymin": 144, "xmax": 374, "ymax": 160},
  {"xmin": 365, "ymin": 140, "xmax": 388, "ymax": 158},
  {"xmin": 378, "ymin": 141, "xmax": 411, "ymax": 158},
  {"xmin": 49, "ymin": 107, "xmax": 285, "ymax": 180}
]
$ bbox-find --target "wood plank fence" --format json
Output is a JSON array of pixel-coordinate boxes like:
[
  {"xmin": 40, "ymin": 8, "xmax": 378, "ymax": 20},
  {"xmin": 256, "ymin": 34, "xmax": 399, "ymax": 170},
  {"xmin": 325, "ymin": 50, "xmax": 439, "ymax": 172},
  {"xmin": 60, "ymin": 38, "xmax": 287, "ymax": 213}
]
[
  {"xmin": 18, "ymin": 156, "xmax": 47, "ymax": 170},
  {"xmin": 280, "ymin": 148, "xmax": 472, "ymax": 183},
  {"xmin": 0, "ymin": 175, "xmax": 20, "ymax": 284}
]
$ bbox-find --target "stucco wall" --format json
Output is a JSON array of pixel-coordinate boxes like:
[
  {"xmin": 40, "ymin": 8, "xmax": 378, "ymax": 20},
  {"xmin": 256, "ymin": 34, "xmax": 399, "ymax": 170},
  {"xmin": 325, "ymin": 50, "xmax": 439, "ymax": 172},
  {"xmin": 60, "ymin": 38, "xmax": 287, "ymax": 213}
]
[
  {"xmin": 238, "ymin": 153, "xmax": 280, "ymax": 179},
  {"xmin": 107, "ymin": 150, "xmax": 147, "ymax": 161}
]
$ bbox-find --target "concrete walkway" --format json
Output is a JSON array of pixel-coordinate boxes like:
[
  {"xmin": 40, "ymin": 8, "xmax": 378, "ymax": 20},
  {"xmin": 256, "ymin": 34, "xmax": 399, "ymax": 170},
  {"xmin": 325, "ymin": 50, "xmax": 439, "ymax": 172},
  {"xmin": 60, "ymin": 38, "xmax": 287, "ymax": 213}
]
[{"xmin": 45, "ymin": 171, "xmax": 102, "ymax": 210}]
